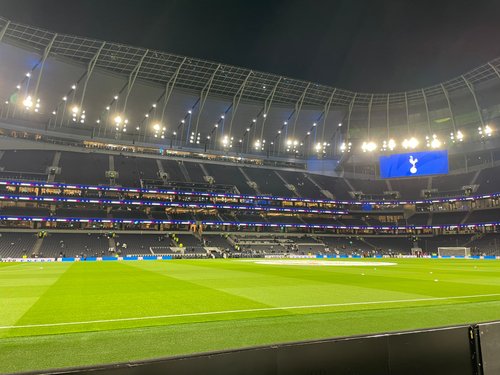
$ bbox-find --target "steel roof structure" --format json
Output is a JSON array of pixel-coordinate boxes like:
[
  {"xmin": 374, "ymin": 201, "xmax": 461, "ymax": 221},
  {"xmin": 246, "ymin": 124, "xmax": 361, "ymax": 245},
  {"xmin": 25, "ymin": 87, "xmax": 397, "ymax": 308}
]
[
  {"xmin": 2, "ymin": 16, "xmax": 500, "ymax": 108},
  {"xmin": 1, "ymin": 16, "xmax": 500, "ymax": 158}
]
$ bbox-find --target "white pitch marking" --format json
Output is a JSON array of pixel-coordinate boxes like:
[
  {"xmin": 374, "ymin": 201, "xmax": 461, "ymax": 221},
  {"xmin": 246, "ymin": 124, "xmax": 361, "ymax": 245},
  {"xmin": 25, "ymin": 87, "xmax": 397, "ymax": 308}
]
[
  {"xmin": 1, "ymin": 293, "xmax": 500, "ymax": 330},
  {"xmin": 251, "ymin": 260, "xmax": 397, "ymax": 267}
]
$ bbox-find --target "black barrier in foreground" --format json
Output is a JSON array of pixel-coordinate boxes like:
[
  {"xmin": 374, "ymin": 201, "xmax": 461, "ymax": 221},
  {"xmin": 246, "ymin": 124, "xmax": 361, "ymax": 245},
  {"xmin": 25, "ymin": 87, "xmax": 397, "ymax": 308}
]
[
  {"xmin": 14, "ymin": 324, "xmax": 481, "ymax": 375},
  {"xmin": 478, "ymin": 321, "xmax": 500, "ymax": 375}
]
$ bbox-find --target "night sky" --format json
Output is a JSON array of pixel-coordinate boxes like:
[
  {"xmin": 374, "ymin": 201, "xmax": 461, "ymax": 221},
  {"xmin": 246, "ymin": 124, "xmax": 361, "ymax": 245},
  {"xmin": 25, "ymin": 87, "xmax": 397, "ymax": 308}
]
[{"xmin": 1, "ymin": 0, "xmax": 500, "ymax": 92}]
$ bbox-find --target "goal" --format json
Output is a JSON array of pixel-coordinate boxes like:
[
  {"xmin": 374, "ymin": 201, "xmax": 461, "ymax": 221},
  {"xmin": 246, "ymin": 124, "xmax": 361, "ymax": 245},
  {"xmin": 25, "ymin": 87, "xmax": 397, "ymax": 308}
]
[{"xmin": 437, "ymin": 247, "xmax": 471, "ymax": 257}]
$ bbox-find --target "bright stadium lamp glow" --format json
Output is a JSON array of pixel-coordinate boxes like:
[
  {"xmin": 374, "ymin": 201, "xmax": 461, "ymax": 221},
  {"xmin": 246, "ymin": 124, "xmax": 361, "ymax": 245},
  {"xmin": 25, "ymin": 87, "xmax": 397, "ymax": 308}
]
[
  {"xmin": 402, "ymin": 137, "xmax": 418, "ymax": 149},
  {"xmin": 340, "ymin": 142, "xmax": 351, "ymax": 153},
  {"xmin": 478, "ymin": 125, "xmax": 493, "ymax": 137},
  {"xmin": 387, "ymin": 138, "xmax": 396, "ymax": 151},
  {"xmin": 361, "ymin": 141, "xmax": 377, "ymax": 153},
  {"xmin": 22, "ymin": 95, "xmax": 33, "ymax": 109},
  {"xmin": 456, "ymin": 130, "xmax": 464, "ymax": 141},
  {"xmin": 114, "ymin": 115, "xmax": 122, "ymax": 124},
  {"xmin": 484, "ymin": 125, "xmax": 493, "ymax": 137},
  {"xmin": 153, "ymin": 123, "xmax": 161, "ymax": 131},
  {"xmin": 430, "ymin": 135, "xmax": 441, "ymax": 149},
  {"xmin": 315, "ymin": 142, "xmax": 322, "ymax": 152},
  {"xmin": 71, "ymin": 105, "xmax": 79, "ymax": 114}
]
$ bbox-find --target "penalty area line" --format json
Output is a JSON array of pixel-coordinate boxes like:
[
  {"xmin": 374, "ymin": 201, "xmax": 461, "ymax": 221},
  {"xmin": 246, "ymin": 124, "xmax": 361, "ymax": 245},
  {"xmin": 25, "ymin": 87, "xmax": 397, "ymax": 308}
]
[{"xmin": 2, "ymin": 293, "xmax": 500, "ymax": 330}]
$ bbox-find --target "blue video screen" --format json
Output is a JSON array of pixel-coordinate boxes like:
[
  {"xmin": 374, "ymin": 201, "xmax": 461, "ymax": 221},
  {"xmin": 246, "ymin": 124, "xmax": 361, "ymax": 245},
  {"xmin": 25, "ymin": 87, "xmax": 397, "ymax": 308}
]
[{"xmin": 379, "ymin": 150, "xmax": 449, "ymax": 178}]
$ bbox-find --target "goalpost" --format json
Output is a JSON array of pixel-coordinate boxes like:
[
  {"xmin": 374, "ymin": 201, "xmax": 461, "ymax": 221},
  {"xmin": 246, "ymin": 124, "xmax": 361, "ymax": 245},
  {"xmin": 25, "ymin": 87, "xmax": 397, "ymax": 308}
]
[{"xmin": 437, "ymin": 247, "xmax": 471, "ymax": 257}]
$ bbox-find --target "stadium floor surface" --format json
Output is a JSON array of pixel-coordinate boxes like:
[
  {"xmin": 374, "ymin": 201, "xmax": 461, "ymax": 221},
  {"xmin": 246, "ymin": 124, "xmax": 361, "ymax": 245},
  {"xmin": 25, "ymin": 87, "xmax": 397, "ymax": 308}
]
[{"xmin": 1, "ymin": 258, "xmax": 500, "ymax": 373}]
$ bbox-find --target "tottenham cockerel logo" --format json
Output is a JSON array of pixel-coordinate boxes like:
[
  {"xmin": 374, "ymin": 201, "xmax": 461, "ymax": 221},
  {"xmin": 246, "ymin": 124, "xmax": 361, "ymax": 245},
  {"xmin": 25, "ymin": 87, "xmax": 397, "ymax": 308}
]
[{"xmin": 409, "ymin": 155, "xmax": 418, "ymax": 174}]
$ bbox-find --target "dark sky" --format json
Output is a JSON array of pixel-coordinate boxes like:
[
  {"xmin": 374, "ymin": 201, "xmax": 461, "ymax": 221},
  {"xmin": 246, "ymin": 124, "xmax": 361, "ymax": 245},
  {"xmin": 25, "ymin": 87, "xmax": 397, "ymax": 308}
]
[{"xmin": 1, "ymin": 0, "xmax": 500, "ymax": 92}]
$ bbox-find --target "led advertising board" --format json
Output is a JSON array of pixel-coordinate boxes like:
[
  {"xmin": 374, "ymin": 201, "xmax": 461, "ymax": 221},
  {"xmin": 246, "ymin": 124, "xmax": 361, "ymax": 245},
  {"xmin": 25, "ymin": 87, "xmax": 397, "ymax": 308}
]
[{"xmin": 379, "ymin": 150, "xmax": 449, "ymax": 178}]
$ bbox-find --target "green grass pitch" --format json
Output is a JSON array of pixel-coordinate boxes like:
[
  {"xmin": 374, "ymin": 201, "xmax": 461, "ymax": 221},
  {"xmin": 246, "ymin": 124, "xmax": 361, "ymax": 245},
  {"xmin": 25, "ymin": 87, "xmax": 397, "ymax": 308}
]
[{"xmin": 1, "ymin": 258, "xmax": 500, "ymax": 373}]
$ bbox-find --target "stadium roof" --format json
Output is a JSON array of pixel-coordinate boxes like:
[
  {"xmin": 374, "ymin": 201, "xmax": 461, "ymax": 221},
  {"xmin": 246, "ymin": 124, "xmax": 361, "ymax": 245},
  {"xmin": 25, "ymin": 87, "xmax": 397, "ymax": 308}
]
[
  {"xmin": 2, "ymin": 15, "xmax": 500, "ymax": 108},
  {"xmin": 1, "ymin": 15, "xmax": 500, "ymax": 156}
]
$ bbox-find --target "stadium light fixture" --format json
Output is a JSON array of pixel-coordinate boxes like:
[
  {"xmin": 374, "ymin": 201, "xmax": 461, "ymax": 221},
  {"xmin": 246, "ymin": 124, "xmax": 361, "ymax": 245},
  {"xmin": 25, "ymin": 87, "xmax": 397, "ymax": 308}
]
[
  {"xmin": 340, "ymin": 141, "xmax": 352, "ymax": 153},
  {"xmin": 381, "ymin": 138, "xmax": 397, "ymax": 151},
  {"xmin": 361, "ymin": 141, "xmax": 377, "ymax": 153},
  {"xmin": 450, "ymin": 130, "xmax": 464, "ymax": 142},
  {"xmin": 25, "ymin": 72, "xmax": 31, "ymax": 77},
  {"xmin": 402, "ymin": 137, "xmax": 418, "ymax": 149},
  {"xmin": 478, "ymin": 125, "xmax": 493, "ymax": 138},
  {"xmin": 71, "ymin": 84, "xmax": 77, "ymax": 90},
  {"xmin": 22, "ymin": 95, "xmax": 33, "ymax": 109},
  {"xmin": 430, "ymin": 134, "xmax": 442, "ymax": 149},
  {"xmin": 222, "ymin": 135, "xmax": 232, "ymax": 147}
]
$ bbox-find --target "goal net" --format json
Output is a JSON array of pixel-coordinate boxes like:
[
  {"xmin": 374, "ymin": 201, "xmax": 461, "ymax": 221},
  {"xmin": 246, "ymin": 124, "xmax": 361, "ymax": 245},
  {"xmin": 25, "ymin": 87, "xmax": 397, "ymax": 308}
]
[{"xmin": 437, "ymin": 247, "xmax": 471, "ymax": 257}]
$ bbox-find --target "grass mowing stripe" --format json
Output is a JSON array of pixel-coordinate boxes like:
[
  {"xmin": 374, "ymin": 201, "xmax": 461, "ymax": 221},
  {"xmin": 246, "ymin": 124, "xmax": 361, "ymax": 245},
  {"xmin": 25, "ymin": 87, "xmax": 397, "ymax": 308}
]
[
  {"xmin": 2, "ymin": 292, "xmax": 499, "ymax": 330},
  {"xmin": 3, "ymin": 300, "xmax": 500, "ymax": 374}
]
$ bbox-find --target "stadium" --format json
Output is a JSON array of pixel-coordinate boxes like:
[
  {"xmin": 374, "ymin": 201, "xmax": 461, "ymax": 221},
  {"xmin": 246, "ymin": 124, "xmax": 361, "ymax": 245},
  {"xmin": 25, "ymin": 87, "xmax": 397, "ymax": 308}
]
[{"xmin": 0, "ymin": 5, "xmax": 499, "ymax": 375}]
